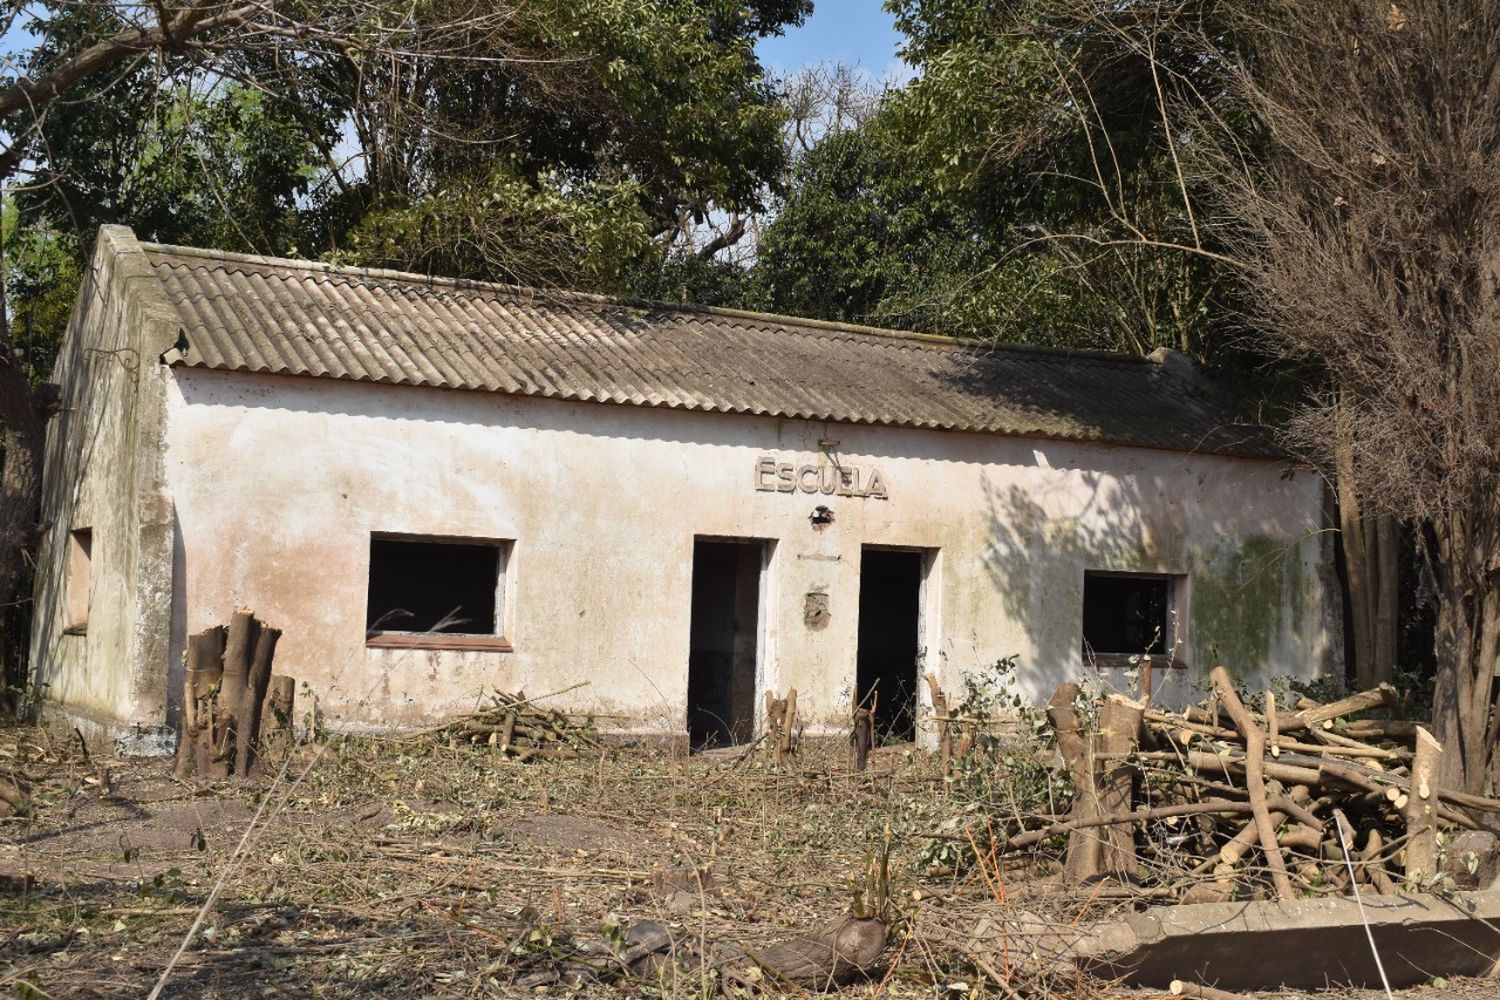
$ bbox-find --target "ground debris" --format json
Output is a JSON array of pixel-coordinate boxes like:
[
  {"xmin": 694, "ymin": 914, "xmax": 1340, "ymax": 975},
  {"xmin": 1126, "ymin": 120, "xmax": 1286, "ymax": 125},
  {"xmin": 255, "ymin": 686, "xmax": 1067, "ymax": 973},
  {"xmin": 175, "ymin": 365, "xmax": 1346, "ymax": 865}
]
[
  {"xmin": 424, "ymin": 688, "xmax": 602, "ymax": 759},
  {"xmin": 7, "ymin": 676, "xmax": 1500, "ymax": 1000}
]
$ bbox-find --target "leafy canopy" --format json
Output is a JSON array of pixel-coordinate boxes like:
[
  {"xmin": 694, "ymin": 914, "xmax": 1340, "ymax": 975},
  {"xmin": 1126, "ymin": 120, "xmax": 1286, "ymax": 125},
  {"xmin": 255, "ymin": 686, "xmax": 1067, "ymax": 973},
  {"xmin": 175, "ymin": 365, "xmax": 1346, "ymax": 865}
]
[
  {"xmin": 4, "ymin": 0, "xmax": 811, "ymax": 361},
  {"xmin": 753, "ymin": 0, "xmax": 1244, "ymax": 361}
]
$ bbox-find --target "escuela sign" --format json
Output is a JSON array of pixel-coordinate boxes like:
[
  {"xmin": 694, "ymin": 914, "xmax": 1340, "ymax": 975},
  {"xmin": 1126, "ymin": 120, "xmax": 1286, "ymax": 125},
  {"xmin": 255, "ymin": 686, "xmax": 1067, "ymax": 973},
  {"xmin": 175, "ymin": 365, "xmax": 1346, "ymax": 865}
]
[{"xmin": 754, "ymin": 456, "xmax": 888, "ymax": 499}]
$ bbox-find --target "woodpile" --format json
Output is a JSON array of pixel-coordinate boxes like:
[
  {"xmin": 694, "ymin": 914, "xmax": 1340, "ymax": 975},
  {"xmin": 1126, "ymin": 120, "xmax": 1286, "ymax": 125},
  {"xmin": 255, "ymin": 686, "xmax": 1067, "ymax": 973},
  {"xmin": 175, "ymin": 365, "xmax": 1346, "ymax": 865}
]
[
  {"xmin": 1008, "ymin": 666, "xmax": 1500, "ymax": 899},
  {"xmin": 437, "ymin": 690, "xmax": 601, "ymax": 760},
  {"xmin": 175, "ymin": 610, "xmax": 295, "ymax": 779}
]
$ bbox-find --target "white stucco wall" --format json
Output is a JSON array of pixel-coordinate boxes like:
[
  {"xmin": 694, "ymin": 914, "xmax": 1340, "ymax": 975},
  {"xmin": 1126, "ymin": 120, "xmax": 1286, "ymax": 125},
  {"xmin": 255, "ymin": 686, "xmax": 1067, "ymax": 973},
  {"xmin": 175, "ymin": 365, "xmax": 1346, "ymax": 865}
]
[
  {"xmin": 157, "ymin": 367, "xmax": 1341, "ymax": 736},
  {"xmin": 31, "ymin": 227, "xmax": 178, "ymax": 739}
]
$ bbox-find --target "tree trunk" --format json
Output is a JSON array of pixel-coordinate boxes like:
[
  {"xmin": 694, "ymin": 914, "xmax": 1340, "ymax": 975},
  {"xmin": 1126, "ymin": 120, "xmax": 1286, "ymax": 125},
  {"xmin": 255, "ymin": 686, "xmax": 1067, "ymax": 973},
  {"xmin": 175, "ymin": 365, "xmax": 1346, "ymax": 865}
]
[
  {"xmin": 1097, "ymin": 694, "xmax": 1143, "ymax": 878},
  {"xmin": 1427, "ymin": 513, "xmax": 1500, "ymax": 797},
  {"xmin": 176, "ymin": 613, "xmax": 289, "ymax": 779},
  {"xmin": 1047, "ymin": 682, "xmax": 1101, "ymax": 882},
  {"xmin": 1403, "ymin": 727, "xmax": 1442, "ymax": 880},
  {"xmin": 0, "ymin": 252, "xmax": 46, "ymax": 701},
  {"xmin": 0, "ymin": 242, "xmax": 46, "ymax": 668},
  {"xmin": 1336, "ymin": 415, "xmax": 1399, "ymax": 689}
]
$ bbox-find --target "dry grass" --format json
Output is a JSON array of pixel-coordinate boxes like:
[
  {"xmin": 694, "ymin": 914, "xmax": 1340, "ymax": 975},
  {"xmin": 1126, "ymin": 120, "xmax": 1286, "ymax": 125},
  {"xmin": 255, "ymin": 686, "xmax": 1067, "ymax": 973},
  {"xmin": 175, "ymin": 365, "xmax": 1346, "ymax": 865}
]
[{"xmin": 0, "ymin": 721, "xmax": 1491, "ymax": 998}]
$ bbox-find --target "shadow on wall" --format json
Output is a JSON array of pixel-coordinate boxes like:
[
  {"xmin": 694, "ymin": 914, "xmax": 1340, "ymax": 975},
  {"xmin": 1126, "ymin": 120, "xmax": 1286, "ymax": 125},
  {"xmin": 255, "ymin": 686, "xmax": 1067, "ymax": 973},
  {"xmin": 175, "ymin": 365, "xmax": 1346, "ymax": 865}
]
[
  {"xmin": 977, "ymin": 464, "xmax": 1332, "ymax": 706},
  {"xmin": 29, "ymin": 266, "xmax": 140, "ymax": 714}
]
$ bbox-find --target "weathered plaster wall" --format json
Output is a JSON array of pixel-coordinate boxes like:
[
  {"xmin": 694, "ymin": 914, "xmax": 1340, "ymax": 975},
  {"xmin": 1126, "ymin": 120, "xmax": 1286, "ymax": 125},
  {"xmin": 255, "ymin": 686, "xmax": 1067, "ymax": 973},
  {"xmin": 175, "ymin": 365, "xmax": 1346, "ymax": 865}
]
[
  {"xmin": 158, "ymin": 368, "xmax": 1341, "ymax": 736},
  {"xmin": 30, "ymin": 226, "xmax": 178, "ymax": 737}
]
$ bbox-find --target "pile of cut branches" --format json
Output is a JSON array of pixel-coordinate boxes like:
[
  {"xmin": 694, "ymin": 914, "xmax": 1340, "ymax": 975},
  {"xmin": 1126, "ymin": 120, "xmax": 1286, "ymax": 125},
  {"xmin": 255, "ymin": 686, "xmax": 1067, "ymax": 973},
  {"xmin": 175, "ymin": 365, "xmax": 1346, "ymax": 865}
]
[
  {"xmin": 994, "ymin": 666, "xmax": 1500, "ymax": 901},
  {"xmin": 430, "ymin": 690, "xmax": 602, "ymax": 760}
]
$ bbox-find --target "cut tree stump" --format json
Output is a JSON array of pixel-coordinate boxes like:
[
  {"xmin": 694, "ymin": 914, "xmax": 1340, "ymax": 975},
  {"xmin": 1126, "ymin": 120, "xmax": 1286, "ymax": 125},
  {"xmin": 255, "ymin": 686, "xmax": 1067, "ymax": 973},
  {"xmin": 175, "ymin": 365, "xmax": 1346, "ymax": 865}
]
[
  {"xmin": 175, "ymin": 610, "xmax": 293, "ymax": 779},
  {"xmin": 740, "ymin": 912, "xmax": 888, "ymax": 988},
  {"xmin": 1404, "ymin": 726, "xmax": 1443, "ymax": 881},
  {"xmin": 765, "ymin": 689, "xmax": 798, "ymax": 765},
  {"xmin": 1098, "ymin": 694, "xmax": 1144, "ymax": 878},
  {"xmin": 925, "ymin": 674, "xmax": 952, "ymax": 779},
  {"xmin": 852, "ymin": 705, "xmax": 873, "ymax": 772},
  {"xmin": 260, "ymin": 674, "xmax": 297, "ymax": 761},
  {"xmin": 1047, "ymin": 682, "xmax": 1101, "ymax": 882}
]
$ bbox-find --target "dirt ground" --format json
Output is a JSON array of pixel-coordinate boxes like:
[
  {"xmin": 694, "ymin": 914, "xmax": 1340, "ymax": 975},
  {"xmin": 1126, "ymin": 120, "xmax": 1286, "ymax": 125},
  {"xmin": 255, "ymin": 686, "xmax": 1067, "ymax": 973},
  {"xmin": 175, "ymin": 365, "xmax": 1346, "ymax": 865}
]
[{"xmin": 1, "ymin": 721, "xmax": 1494, "ymax": 998}]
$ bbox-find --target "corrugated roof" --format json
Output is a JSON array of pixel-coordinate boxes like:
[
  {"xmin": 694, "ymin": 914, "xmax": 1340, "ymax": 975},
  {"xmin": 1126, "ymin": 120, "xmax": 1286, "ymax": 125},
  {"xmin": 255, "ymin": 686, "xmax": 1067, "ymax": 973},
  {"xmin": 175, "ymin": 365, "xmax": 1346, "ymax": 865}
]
[{"xmin": 142, "ymin": 242, "xmax": 1275, "ymax": 457}]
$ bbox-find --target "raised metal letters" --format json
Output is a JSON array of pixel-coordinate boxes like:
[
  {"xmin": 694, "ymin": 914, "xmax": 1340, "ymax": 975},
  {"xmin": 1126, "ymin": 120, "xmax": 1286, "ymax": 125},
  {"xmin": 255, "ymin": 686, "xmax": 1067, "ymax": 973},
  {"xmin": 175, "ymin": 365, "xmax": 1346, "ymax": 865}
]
[{"xmin": 753, "ymin": 455, "xmax": 888, "ymax": 499}]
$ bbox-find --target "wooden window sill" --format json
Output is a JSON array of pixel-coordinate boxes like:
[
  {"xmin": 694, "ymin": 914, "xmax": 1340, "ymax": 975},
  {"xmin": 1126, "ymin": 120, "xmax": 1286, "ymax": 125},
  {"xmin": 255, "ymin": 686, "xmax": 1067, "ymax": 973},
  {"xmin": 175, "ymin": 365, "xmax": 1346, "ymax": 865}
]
[
  {"xmin": 367, "ymin": 633, "xmax": 513, "ymax": 652},
  {"xmin": 1086, "ymin": 653, "xmax": 1185, "ymax": 670}
]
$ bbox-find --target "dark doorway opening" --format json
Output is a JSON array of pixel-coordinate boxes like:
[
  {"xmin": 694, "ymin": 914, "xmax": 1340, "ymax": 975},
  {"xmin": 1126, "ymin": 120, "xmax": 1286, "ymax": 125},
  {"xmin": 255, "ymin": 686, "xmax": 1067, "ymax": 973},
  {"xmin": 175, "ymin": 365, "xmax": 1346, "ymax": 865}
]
[
  {"xmin": 857, "ymin": 547, "xmax": 923, "ymax": 743},
  {"xmin": 687, "ymin": 539, "xmax": 764, "ymax": 749}
]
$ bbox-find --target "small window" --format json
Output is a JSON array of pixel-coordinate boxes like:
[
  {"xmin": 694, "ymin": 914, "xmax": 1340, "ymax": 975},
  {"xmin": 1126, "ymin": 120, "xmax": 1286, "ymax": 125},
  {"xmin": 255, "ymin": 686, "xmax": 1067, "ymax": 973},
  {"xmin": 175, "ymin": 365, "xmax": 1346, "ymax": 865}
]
[
  {"xmin": 1082, "ymin": 572, "xmax": 1173, "ymax": 662},
  {"xmin": 366, "ymin": 535, "xmax": 510, "ymax": 650},
  {"xmin": 65, "ymin": 528, "xmax": 92, "ymax": 633}
]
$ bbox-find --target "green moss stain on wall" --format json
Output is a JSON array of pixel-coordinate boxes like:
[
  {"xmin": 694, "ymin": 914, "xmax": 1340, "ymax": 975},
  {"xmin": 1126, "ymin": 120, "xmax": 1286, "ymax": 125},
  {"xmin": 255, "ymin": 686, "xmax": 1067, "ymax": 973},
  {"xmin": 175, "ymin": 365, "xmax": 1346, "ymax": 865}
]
[{"xmin": 1188, "ymin": 535, "xmax": 1305, "ymax": 675}]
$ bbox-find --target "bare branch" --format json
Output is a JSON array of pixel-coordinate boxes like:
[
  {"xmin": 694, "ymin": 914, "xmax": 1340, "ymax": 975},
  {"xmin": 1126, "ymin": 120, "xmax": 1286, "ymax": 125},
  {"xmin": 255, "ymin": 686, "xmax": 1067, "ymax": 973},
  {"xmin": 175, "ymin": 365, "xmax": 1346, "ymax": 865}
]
[{"xmin": 0, "ymin": 2, "xmax": 253, "ymax": 121}]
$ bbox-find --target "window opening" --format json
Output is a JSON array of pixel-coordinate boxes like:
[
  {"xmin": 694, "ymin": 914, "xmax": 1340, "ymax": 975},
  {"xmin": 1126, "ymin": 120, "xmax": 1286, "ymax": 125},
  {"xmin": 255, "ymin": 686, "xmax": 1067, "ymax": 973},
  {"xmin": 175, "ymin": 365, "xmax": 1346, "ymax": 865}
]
[
  {"xmin": 1082, "ymin": 572, "xmax": 1172, "ymax": 660},
  {"xmin": 366, "ymin": 536, "xmax": 504, "ymax": 639},
  {"xmin": 65, "ymin": 528, "xmax": 92, "ymax": 632}
]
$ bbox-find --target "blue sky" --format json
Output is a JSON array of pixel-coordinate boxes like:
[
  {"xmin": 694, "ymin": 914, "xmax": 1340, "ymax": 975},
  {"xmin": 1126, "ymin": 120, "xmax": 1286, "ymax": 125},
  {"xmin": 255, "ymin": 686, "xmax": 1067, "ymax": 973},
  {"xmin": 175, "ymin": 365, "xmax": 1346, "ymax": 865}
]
[{"xmin": 757, "ymin": 0, "xmax": 908, "ymax": 79}]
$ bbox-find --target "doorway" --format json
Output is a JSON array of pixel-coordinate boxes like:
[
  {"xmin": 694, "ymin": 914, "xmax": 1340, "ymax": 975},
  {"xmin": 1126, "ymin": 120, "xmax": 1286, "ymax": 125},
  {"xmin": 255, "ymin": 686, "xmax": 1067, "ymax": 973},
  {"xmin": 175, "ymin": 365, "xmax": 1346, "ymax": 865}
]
[
  {"xmin": 687, "ymin": 539, "xmax": 765, "ymax": 749},
  {"xmin": 857, "ymin": 547, "xmax": 924, "ymax": 742}
]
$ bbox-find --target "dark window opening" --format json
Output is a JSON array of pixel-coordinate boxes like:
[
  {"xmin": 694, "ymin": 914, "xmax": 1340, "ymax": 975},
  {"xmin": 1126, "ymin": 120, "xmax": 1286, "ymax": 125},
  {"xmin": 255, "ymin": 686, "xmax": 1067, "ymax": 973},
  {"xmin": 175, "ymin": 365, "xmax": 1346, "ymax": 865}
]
[
  {"xmin": 366, "ymin": 536, "xmax": 502, "ymax": 638},
  {"xmin": 687, "ymin": 539, "xmax": 763, "ymax": 750},
  {"xmin": 857, "ymin": 548, "xmax": 924, "ymax": 743},
  {"xmin": 1082, "ymin": 573, "xmax": 1171, "ymax": 658}
]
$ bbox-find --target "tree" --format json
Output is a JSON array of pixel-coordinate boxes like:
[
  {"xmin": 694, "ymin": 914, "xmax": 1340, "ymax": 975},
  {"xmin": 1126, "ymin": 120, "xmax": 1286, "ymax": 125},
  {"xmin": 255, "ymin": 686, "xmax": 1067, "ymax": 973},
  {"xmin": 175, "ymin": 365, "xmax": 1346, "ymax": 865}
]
[
  {"xmin": 872, "ymin": 0, "xmax": 1402, "ymax": 696},
  {"xmin": 746, "ymin": 2, "xmax": 1261, "ymax": 362},
  {"xmin": 0, "ymin": 0, "xmax": 809, "ymax": 696},
  {"xmin": 1215, "ymin": 0, "xmax": 1500, "ymax": 794},
  {"xmin": 847, "ymin": 0, "xmax": 1243, "ymax": 358},
  {"xmin": 755, "ymin": 110, "xmax": 1045, "ymax": 337},
  {"xmin": 312, "ymin": 0, "xmax": 808, "ymax": 286}
]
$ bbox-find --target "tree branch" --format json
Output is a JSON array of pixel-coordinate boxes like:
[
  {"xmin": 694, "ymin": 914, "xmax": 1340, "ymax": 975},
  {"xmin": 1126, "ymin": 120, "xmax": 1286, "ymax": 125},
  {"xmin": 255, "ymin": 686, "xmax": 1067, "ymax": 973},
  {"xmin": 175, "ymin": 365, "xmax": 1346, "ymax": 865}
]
[
  {"xmin": 0, "ymin": 2, "xmax": 254, "ymax": 120},
  {"xmin": 697, "ymin": 216, "xmax": 747, "ymax": 260}
]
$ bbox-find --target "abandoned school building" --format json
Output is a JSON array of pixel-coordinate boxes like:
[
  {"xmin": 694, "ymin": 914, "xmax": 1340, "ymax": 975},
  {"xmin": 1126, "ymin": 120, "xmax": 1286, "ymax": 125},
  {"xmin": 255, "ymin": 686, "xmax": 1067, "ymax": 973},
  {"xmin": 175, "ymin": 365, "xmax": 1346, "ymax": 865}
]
[{"xmin": 30, "ymin": 225, "xmax": 1342, "ymax": 749}]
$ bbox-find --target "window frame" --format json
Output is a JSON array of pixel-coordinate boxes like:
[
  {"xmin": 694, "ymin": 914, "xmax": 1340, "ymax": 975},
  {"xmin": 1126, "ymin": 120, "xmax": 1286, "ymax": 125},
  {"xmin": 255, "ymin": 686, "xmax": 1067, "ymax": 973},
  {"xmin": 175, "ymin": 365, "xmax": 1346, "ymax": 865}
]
[
  {"xmin": 1080, "ymin": 569, "xmax": 1185, "ymax": 670},
  {"xmin": 364, "ymin": 532, "xmax": 513, "ymax": 652}
]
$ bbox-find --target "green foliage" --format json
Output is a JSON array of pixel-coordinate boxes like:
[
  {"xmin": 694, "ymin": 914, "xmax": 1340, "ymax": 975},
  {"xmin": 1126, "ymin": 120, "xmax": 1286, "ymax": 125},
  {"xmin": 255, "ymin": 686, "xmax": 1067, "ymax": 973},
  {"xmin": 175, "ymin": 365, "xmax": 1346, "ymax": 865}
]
[
  {"xmin": 13, "ymin": 2, "xmax": 330, "ymax": 249},
  {"xmin": 3, "ymin": 215, "xmax": 79, "ymax": 383},
  {"xmin": 343, "ymin": 166, "xmax": 657, "ymax": 291},
  {"xmin": 945, "ymin": 656, "xmax": 1059, "ymax": 807},
  {"xmin": 316, "ymin": 0, "xmax": 808, "ymax": 285},
  {"xmin": 753, "ymin": 0, "xmax": 1255, "ymax": 363},
  {"xmin": 627, "ymin": 249, "xmax": 761, "ymax": 309},
  {"xmin": 3, "ymin": 0, "xmax": 811, "ymax": 358},
  {"xmin": 915, "ymin": 656, "xmax": 1070, "ymax": 875},
  {"xmin": 8, "ymin": 68, "xmax": 328, "ymax": 358},
  {"xmin": 754, "ymin": 115, "xmax": 1022, "ymax": 336}
]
